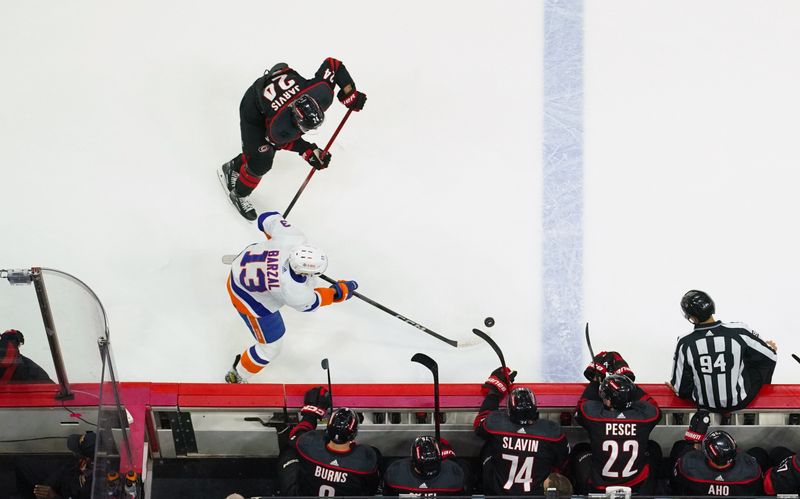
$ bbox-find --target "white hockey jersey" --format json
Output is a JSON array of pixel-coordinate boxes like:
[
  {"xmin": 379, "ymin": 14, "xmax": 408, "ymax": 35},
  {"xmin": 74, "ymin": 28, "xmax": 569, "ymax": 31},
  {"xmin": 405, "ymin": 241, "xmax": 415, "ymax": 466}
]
[{"xmin": 227, "ymin": 212, "xmax": 325, "ymax": 316}]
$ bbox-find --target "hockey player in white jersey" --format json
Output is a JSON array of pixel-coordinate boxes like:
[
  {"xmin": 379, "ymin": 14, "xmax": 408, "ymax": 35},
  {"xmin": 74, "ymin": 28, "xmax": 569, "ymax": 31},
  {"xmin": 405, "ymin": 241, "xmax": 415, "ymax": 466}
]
[{"xmin": 225, "ymin": 211, "xmax": 358, "ymax": 383}]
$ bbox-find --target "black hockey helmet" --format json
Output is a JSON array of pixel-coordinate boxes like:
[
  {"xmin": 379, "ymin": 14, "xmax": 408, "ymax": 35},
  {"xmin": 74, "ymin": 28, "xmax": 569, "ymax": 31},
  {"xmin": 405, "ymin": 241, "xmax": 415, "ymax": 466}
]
[
  {"xmin": 681, "ymin": 290, "xmax": 715, "ymax": 322},
  {"xmin": 290, "ymin": 94, "xmax": 324, "ymax": 133},
  {"xmin": 507, "ymin": 386, "xmax": 539, "ymax": 425},
  {"xmin": 599, "ymin": 374, "xmax": 635, "ymax": 411},
  {"xmin": 703, "ymin": 430, "xmax": 737, "ymax": 468},
  {"xmin": 411, "ymin": 436, "xmax": 442, "ymax": 478},
  {"xmin": 325, "ymin": 408, "xmax": 358, "ymax": 444},
  {"xmin": 0, "ymin": 329, "xmax": 24, "ymax": 346}
]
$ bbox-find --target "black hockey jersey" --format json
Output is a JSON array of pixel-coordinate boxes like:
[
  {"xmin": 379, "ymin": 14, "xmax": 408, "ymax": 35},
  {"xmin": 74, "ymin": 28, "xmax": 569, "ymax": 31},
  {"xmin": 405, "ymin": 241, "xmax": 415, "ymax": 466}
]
[
  {"xmin": 382, "ymin": 458, "xmax": 467, "ymax": 496},
  {"xmin": 246, "ymin": 58, "xmax": 356, "ymax": 146},
  {"xmin": 476, "ymin": 409, "xmax": 569, "ymax": 494},
  {"xmin": 672, "ymin": 449, "xmax": 762, "ymax": 496},
  {"xmin": 575, "ymin": 383, "xmax": 660, "ymax": 491},
  {"xmin": 765, "ymin": 454, "xmax": 800, "ymax": 495},
  {"xmin": 294, "ymin": 430, "xmax": 379, "ymax": 496}
]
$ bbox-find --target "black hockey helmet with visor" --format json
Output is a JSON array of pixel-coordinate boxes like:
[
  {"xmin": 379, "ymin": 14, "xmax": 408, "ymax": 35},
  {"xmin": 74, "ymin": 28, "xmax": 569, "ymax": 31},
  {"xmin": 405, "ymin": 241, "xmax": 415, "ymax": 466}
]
[
  {"xmin": 290, "ymin": 94, "xmax": 324, "ymax": 133},
  {"xmin": 411, "ymin": 436, "xmax": 442, "ymax": 478},
  {"xmin": 325, "ymin": 407, "xmax": 359, "ymax": 444},
  {"xmin": 681, "ymin": 289, "xmax": 715, "ymax": 322}
]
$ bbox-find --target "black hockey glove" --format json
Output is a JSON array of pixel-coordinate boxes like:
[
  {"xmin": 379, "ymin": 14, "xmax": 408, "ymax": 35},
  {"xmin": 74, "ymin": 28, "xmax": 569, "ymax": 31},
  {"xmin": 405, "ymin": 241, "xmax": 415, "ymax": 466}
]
[
  {"xmin": 1, "ymin": 329, "xmax": 24, "ymax": 345},
  {"xmin": 481, "ymin": 366, "xmax": 517, "ymax": 397},
  {"xmin": 338, "ymin": 88, "xmax": 367, "ymax": 111},
  {"xmin": 301, "ymin": 146, "xmax": 331, "ymax": 170},
  {"xmin": 301, "ymin": 386, "xmax": 331, "ymax": 419},
  {"xmin": 684, "ymin": 409, "xmax": 711, "ymax": 442},
  {"xmin": 331, "ymin": 280, "xmax": 358, "ymax": 303},
  {"xmin": 583, "ymin": 351, "xmax": 636, "ymax": 382}
]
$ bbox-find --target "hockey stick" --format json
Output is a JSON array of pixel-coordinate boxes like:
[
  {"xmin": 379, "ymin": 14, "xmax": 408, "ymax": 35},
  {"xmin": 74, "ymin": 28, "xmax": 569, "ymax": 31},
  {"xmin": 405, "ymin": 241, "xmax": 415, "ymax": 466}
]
[
  {"xmin": 220, "ymin": 255, "xmax": 480, "ymax": 348},
  {"xmin": 283, "ymin": 109, "xmax": 353, "ymax": 219},
  {"xmin": 792, "ymin": 354, "xmax": 800, "ymax": 365},
  {"xmin": 321, "ymin": 358, "xmax": 334, "ymax": 410},
  {"xmin": 585, "ymin": 322, "xmax": 595, "ymax": 361},
  {"xmin": 472, "ymin": 327, "xmax": 506, "ymax": 370},
  {"xmin": 411, "ymin": 353, "xmax": 441, "ymax": 442},
  {"xmin": 318, "ymin": 274, "xmax": 459, "ymax": 348}
]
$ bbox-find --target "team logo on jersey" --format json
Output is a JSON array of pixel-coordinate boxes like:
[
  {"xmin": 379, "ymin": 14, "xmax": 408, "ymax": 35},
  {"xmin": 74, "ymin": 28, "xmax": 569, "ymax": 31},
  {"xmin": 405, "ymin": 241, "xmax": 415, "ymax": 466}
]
[{"xmin": 258, "ymin": 144, "xmax": 271, "ymax": 153}]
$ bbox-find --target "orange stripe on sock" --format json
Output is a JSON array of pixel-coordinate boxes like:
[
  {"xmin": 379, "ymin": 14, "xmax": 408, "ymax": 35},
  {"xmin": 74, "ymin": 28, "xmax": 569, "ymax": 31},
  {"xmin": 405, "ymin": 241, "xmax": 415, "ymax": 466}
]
[{"xmin": 240, "ymin": 350, "xmax": 262, "ymax": 374}]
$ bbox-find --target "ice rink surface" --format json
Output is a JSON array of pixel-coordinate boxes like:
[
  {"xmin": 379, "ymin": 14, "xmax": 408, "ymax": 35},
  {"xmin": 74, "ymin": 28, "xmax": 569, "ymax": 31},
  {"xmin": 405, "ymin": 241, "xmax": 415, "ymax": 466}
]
[{"xmin": 2, "ymin": 1, "xmax": 800, "ymax": 385}]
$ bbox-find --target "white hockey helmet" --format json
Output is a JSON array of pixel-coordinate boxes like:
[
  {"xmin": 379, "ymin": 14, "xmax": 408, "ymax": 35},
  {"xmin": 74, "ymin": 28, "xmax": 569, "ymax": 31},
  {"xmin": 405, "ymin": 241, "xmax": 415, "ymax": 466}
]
[{"xmin": 288, "ymin": 245, "xmax": 328, "ymax": 276}]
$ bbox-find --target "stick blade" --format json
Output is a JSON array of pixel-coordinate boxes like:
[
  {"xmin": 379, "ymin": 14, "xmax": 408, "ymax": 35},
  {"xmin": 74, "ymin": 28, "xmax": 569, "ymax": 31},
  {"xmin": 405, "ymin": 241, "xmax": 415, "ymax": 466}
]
[
  {"xmin": 411, "ymin": 353, "xmax": 438, "ymax": 372},
  {"xmin": 792, "ymin": 354, "xmax": 800, "ymax": 365},
  {"xmin": 321, "ymin": 358, "xmax": 329, "ymax": 370}
]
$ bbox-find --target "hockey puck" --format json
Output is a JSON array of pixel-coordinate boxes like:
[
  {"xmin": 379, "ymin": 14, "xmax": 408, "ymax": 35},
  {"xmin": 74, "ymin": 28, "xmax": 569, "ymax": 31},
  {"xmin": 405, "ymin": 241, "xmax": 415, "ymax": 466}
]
[{"xmin": 484, "ymin": 317, "xmax": 495, "ymax": 328}]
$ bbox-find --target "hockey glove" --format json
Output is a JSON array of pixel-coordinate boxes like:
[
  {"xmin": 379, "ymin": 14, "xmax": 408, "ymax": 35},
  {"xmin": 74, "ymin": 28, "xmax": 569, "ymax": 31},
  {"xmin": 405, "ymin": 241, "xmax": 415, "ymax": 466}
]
[
  {"xmin": 481, "ymin": 366, "xmax": 517, "ymax": 397},
  {"xmin": 684, "ymin": 409, "xmax": 711, "ymax": 442},
  {"xmin": 331, "ymin": 280, "xmax": 358, "ymax": 303},
  {"xmin": 583, "ymin": 351, "xmax": 610, "ymax": 382},
  {"xmin": 439, "ymin": 437, "xmax": 456, "ymax": 460},
  {"xmin": 301, "ymin": 146, "xmax": 332, "ymax": 170},
  {"xmin": 605, "ymin": 351, "xmax": 636, "ymax": 381},
  {"xmin": 301, "ymin": 386, "xmax": 331, "ymax": 419},
  {"xmin": 1, "ymin": 329, "xmax": 24, "ymax": 345},
  {"xmin": 337, "ymin": 88, "xmax": 367, "ymax": 111}
]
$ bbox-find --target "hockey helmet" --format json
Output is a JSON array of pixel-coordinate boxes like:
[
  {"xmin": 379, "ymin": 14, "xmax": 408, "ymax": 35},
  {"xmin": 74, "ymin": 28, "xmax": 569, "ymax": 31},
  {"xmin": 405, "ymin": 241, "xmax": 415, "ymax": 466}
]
[
  {"xmin": 681, "ymin": 290, "xmax": 715, "ymax": 323},
  {"xmin": 290, "ymin": 94, "xmax": 324, "ymax": 133},
  {"xmin": 703, "ymin": 430, "xmax": 737, "ymax": 468},
  {"xmin": 411, "ymin": 436, "xmax": 442, "ymax": 478},
  {"xmin": 288, "ymin": 245, "xmax": 328, "ymax": 276},
  {"xmin": 325, "ymin": 408, "xmax": 359, "ymax": 444},
  {"xmin": 599, "ymin": 374, "xmax": 635, "ymax": 411},
  {"xmin": 507, "ymin": 387, "xmax": 539, "ymax": 425}
]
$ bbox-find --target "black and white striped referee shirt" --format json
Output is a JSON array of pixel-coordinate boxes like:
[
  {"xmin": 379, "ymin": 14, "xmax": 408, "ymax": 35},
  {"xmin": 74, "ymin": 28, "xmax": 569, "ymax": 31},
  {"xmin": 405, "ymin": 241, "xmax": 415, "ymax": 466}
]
[{"xmin": 670, "ymin": 321, "xmax": 777, "ymax": 411}]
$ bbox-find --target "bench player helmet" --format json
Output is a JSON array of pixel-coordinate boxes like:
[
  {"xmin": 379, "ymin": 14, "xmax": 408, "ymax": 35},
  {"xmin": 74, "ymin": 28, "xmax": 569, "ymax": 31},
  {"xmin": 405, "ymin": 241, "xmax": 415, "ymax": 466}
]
[
  {"xmin": 288, "ymin": 245, "xmax": 328, "ymax": 276},
  {"xmin": 411, "ymin": 436, "xmax": 442, "ymax": 478},
  {"xmin": 703, "ymin": 430, "xmax": 737, "ymax": 468},
  {"xmin": 325, "ymin": 408, "xmax": 359, "ymax": 444},
  {"xmin": 681, "ymin": 290, "xmax": 715, "ymax": 322},
  {"xmin": 507, "ymin": 387, "xmax": 539, "ymax": 425},
  {"xmin": 599, "ymin": 374, "xmax": 635, "ymax": 411},
  {"xmin": 290, "ymin": 94, "xmax": 324, "ymax": 133}
]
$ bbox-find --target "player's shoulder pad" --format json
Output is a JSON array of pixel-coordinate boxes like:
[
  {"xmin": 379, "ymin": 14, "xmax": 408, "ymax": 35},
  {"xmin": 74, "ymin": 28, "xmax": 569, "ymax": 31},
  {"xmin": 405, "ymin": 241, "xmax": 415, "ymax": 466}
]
[{"xmin": 484, "ymin": 411, "xmax": 564, "ymax": 440}]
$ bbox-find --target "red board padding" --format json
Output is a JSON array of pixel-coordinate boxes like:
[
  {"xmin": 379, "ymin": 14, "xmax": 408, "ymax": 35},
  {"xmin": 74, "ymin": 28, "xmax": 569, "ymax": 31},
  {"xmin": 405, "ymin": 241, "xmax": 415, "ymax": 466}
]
[
  {"xmin": 177, "ymin": 383, "xmax": 284, "ymax": 408},
  {"xmin": 1, "ymin": 382, "xmax": 799, "ymax": 410}
]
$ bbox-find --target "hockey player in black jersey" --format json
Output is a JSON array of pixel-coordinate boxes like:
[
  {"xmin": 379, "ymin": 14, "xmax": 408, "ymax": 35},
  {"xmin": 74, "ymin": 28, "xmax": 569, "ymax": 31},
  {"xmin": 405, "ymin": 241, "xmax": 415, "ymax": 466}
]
[
  {"xmin": 278, "ymin": 387, "xmax": 379, "ymax": 496},
  {"xmin": 764, "ymin": 449, "xmax": 800, "ymax": 494},
  {"xmin": 671, "ymin": 289, "xmax": 778, "ymax": 411},
  {"xmin": 672, "ymin": 430, "xmax": 763, "ymax": 495},
  {"xmin": 382, "ymin": 436, "xmax": 468, "ymax": 496},
  {"xmin": 473, "ymin": 367, "xmax": 569, "ymax": 495},
  {"xmin": 572, "ymin": 356, "xmax": 661, "ymax": 494},
  {"xmin": 220, "ymin": 58, "xmax": 367, "ymax": 220}
]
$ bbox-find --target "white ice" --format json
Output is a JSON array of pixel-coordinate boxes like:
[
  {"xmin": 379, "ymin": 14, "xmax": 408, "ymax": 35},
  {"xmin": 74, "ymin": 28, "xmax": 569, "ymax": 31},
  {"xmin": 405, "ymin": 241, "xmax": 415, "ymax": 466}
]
[{"xmin": 2, "ymin": 0, "xmax": 799, "ymax": 386}]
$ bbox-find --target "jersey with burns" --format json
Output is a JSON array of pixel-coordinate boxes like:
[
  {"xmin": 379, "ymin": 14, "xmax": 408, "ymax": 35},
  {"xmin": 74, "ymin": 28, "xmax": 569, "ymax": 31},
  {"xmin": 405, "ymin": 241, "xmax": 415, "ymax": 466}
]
[{"xmin": 227, "ymin": 212, "xmax": 324, "ymax": 315}]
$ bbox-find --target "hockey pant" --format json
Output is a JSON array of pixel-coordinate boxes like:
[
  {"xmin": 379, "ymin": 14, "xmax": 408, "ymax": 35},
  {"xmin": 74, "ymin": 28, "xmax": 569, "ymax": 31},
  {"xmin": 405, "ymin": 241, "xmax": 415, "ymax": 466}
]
[
  {"xmin": 233, "ymin": 85, "xmax": 276, "ymax": 197},
  {"xmin": 235, "ymin": 310, "xmax": 286, "ymax": 380}
]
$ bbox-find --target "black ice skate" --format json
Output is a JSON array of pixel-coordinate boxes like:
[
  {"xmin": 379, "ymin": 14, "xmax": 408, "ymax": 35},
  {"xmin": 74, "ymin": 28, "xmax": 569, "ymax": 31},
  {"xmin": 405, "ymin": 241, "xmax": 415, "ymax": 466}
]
[
  {"xmin": 218, "ymin": 161, "xmax": 256, "ymax": 221},
  {"xmin": 224, "ymin": 354, "xmax": 247, "ymax": 384}
]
